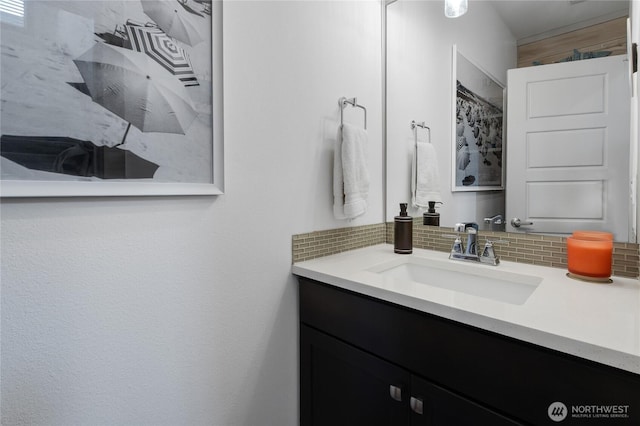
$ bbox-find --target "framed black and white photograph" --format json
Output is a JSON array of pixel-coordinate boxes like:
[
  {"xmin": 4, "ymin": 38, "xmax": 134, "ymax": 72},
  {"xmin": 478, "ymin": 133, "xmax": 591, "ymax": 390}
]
[
  {"xmin": 0, "ymin": 0, "xmax": 223, "ymax": 197},
  {"xmin": 452, "ymin": 45, "xmax": 504, "ymax": 191}
]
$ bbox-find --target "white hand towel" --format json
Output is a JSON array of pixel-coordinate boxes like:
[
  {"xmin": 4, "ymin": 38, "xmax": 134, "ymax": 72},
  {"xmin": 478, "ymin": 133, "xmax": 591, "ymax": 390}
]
[
  {"xmin": 333, "ymin": 126, "xmax": 347, "ymax": 220},
  {"xmin": 334, "ymin": 123, "xmax": 369, "ymax": 219},
  {"xmin": 412, "ymin": 142, "xmax": 442, "ymax": 209}
]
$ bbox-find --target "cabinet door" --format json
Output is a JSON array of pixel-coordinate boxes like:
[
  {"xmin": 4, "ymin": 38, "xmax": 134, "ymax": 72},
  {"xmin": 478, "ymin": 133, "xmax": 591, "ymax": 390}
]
[
  {"xmin": 409, "ymin": 375, "xmax": 522, "ymax": 426},
  {"xmin": 301, "ymin": 325, "xmax": 410, "ymax": 426}
]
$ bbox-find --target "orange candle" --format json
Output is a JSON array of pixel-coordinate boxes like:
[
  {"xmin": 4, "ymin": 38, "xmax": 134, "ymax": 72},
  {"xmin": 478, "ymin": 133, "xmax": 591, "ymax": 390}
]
[
  {"xmin": 572, "ymin": 230, "xmax": 614, "ymax": 241},
  {"xmin": 566, "ymin": 236, "xmax": 613, "ymax": 278}
]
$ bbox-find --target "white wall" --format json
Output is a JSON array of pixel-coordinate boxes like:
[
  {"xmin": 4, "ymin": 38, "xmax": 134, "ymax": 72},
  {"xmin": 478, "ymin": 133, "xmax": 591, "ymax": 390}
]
[
  {"xmin": 0, "ymin": 1, "xmax": 383, "ymax": 425},
  {"xmin": 632, "ymin": 0, "xmax": 640, "ymax": 240},
  {"xmin": 386, "ymin": 0, "xmax": 516, "ymax": 224}
]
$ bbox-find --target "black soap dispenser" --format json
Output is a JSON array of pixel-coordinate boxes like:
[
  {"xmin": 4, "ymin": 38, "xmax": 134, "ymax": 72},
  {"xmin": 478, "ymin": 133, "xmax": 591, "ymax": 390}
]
[
  {"xmin": 394, "ymin": 203, "xmax": 412, "ymax": 254},
  {"xmin": 423, "ymin": 201, "xmax": 442, "ymax": 226}
]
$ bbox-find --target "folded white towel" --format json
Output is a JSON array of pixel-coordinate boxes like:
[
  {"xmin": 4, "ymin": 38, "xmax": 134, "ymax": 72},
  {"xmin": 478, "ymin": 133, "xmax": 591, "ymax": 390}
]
[
  {"xmin": 333, "ymin": 126, "xmax": 347, "ymax": 220},
  {"xmin": 333, "ymin": 123, "xmax": 369, "ymax": 219},
  {"xmin": 412, "ymin": 142, "xmax": 441, "ymax": 209}
]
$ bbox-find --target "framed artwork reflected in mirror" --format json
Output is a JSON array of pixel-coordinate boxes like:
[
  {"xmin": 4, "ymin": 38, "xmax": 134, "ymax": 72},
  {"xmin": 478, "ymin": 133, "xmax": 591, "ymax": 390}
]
[{"xmin": 452, "ymin": 45, "xmax": 504, "ymax": 192}]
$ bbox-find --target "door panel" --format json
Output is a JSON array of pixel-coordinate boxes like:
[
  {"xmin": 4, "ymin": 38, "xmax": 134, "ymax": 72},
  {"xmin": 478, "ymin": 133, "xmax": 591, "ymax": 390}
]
[
  {"xmin": 300, "ymin": 325, "xmax": 409, "ymax": 426},
  {"xmin": 506, "ymin": 56, "xmax": 630, "ymax": 240},
  {"xmin": 527, "ymin": 128, "xmax": 605, "ymax": 168},
  {"xmin": 528, "ymin": 74, "xmax": 606, "ymax": 117},
  {"xmin": 527, "ymin": 181, "xmax": 604, "ymax": 218}
]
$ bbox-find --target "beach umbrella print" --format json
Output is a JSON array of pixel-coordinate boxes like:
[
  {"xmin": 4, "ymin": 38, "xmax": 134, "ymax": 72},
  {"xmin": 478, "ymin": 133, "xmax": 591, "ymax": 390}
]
[
  {"xmin": 73, "ymin": 42, "xmax": 196, "ymax": 145},
  {"xmin": 141, "ymin": 0, "xmax": 205, "ymax": 47},
  {"xmin": 125, "ymin": 24, "xmax": 199, "ymax": 87}
]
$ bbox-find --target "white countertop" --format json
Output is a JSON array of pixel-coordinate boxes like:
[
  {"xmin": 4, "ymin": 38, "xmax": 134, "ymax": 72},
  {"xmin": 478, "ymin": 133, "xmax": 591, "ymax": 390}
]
[{"xmin": 292, "ymin": 244, "xmax": 640, "ymax": 374}]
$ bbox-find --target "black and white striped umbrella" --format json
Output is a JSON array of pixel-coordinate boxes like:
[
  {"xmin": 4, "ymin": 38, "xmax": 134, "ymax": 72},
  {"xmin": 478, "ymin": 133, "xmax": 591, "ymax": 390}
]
[{"xmin": 126, "ymin": 24, "xmax": 199, "ymax": 87}]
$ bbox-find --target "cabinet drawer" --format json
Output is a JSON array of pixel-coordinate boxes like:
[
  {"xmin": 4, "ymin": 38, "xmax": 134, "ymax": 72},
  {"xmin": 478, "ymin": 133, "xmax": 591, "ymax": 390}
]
[{"xmin": 299, "ymin": 277, "xmax": 640, "ymax": 425}]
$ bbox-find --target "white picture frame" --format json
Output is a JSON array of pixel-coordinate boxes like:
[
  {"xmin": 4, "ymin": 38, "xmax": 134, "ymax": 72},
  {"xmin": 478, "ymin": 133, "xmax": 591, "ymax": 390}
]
[
  {"xmin": 451, "ymin": 44, "xmax": 505, "ymax": 192},
  {"xmin": 0, "ymin": 0, "xmax": 224, "ymax": 197}
]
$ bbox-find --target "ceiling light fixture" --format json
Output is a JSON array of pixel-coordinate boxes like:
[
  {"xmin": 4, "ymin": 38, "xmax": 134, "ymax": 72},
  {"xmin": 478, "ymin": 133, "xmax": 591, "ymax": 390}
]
[{"xmin": 445, "ymin": 0, "xmax": 468, "ymax": 18}]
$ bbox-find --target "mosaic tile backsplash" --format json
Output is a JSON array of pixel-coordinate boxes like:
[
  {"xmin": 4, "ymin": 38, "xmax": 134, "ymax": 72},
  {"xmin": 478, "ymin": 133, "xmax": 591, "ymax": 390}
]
[
  {"xmin": 292, "ymin": 219, "xmax": 639, "ymax": 278},
  {"xmin": 292, "ymin": 223, "xmax": 386, "ymax": 263}
]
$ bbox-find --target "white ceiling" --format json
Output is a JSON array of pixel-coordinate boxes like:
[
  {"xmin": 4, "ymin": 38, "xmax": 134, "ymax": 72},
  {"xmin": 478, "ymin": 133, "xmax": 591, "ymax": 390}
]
[{"xmin": 484, "ymin": 0, "xmax": 629, "ymax": 44}]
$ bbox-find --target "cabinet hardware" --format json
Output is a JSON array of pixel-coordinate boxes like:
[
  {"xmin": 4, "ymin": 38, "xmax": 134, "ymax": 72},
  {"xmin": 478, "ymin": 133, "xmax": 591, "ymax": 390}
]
[
  {"xmin": 410, "ymin": 396, "xmax": 424, "ymax": 415},
  {"xmin": 389, "ymin": 385, "xmax": 402, "ymax": 402}
]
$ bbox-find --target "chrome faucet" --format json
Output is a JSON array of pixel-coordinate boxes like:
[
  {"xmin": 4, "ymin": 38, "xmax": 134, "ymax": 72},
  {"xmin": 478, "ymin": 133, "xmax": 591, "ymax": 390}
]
[
  {"xmin": 483, "ymin": 214, "xmax": 503, "ymax": 225},
  {"xmin": 464, "ymin": 227, "xmax": 477, "ymax": 256},
  {"xmin": 449, "ymin": 223, "xmax": 500, "ymax": 266}
]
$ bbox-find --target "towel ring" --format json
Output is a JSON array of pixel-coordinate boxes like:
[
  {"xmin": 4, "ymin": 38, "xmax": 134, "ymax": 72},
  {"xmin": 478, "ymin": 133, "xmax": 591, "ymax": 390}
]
[
  {"xmin": 411, "ymin": 120, "xmax": 431, "ymax": 144},
  {"xmin": 339, "ymin": 97, "xmax": 367, "ymax": 130}
]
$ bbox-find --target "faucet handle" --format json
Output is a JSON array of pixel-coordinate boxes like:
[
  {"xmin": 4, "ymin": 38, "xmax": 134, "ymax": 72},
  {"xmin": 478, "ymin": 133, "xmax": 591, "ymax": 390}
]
[
  {"xmin": 451, "ymin": 236, "xmax": 464, "ymax": 254},
  {"xmin": 481, "ymin": 241, "xmax": 497, "ymax": 257},
  {"xmin": 480, "ymin": 240, "xmax": 500, "ymax": 265}
]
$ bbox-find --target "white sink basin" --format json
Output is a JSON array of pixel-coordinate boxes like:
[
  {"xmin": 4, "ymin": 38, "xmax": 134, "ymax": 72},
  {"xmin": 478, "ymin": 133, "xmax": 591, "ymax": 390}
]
[{"xmin": 368, "ymin": 256, "xmax": 542, "ymax": 305}]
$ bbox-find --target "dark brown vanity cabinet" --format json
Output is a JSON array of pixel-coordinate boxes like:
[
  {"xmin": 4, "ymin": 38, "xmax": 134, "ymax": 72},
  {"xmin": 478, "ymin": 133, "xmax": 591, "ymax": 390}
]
[
  {"xmin": 298, "ymin": 277, "xmax": 640, "ymax": 425},
  {"xmin": 301, "ymin": 324, "xmax": 518, "ymax": 425}
]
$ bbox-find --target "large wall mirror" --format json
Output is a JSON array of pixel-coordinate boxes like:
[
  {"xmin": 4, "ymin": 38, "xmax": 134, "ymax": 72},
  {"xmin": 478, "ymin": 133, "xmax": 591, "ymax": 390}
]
[{"xmin": 385, "ymin": 0, "xmax": 637, "ymax": 242}]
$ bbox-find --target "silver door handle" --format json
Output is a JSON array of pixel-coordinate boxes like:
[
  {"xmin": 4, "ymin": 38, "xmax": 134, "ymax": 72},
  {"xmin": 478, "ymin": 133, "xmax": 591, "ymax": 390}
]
[
  {"xmin": 410, "ymin": 396, "xmax": 423, "ymax": 415},
  {"xmin": 510, "ymin": 217, "xmax": 533, "ymax": 228},
  {"xmin": 389, "ymin": 385, "xmax": 402, "ymax": 402}
]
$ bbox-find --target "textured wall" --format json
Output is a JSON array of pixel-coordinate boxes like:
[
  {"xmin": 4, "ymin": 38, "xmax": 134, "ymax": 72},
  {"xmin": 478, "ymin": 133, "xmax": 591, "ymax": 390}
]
[{"xmin": 0, "ymin": 2, "xmax": 383, "ymax": 424}]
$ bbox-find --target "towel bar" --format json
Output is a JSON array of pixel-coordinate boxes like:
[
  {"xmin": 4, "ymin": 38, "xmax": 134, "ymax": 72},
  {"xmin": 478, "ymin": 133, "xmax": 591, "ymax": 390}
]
[
  {"xmin": 339, "ymin": 97, "xmax": 367, "ymax": 130},
  {"xmin": 411, "ymin": 120, "xmax": 431, "ymax": 145}
]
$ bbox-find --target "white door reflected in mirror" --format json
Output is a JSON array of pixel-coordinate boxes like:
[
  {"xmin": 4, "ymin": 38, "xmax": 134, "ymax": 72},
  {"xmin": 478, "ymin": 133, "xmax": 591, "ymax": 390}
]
[{"xmin": 506, "ymin": 56, "xmax": 630, "ymax": 241}]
